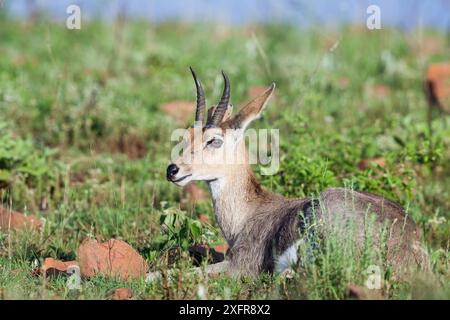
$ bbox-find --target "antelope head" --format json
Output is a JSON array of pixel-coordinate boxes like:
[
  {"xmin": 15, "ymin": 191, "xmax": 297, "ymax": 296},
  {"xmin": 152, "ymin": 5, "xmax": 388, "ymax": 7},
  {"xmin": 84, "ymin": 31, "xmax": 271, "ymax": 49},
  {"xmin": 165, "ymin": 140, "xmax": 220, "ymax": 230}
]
[{"xmin": 166, "ymin": 68, "xmax": 275, "ymax": 187}]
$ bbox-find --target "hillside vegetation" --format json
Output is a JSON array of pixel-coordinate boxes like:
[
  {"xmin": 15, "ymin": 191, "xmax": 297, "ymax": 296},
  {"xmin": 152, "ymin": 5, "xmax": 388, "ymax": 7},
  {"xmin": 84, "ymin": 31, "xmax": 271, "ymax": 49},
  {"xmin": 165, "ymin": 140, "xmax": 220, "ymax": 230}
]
[{"xmin": 0, "ymin": 16, "xmax": 449, "ymax": 299}]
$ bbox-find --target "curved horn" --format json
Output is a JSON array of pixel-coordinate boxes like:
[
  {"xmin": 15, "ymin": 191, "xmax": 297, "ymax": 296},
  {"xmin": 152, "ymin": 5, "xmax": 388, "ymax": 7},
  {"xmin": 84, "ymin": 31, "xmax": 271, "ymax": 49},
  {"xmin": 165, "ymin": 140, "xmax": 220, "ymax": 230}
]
[
  {"xmin": 208, "ymin": 71, "xmax": 230, "ymax": 126},
  {"xmin": 190, "ymin": 66, "xmax": 206, "ymax": 125}
]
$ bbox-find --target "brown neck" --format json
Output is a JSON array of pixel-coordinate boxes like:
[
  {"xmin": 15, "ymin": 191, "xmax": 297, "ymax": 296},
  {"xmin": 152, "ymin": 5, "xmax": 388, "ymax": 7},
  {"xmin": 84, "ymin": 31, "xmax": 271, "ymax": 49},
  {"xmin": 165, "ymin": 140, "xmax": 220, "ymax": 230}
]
[{"xmin": 207, "ymin": 163, "xmax": 271, "ymax": 245}]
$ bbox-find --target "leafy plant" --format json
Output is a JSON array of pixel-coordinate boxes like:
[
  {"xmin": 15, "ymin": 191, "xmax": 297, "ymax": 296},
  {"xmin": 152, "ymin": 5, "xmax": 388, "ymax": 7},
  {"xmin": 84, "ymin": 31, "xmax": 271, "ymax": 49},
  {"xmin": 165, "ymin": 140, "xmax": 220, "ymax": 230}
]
[
  {"xmin": 0, "ymin": 122, "xmax": 60, "ymax": 204},
  {"xmin": 155, "ymin": 207, "xmax": 217, "ymax": 251}
]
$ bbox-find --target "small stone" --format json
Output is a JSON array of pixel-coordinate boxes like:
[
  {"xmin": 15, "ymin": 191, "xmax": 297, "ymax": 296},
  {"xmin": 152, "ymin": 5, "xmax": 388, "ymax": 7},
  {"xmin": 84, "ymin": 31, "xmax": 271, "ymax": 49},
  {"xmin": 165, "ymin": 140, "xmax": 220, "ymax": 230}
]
[
  {"xmin": 0, "ymin": 207, "xmax": 42, "ymax": 231},
  {"xmin": 112, "ymin": 288, "xmax": 133, "ymax": 300},
  {"xmin": 77, "ymin": 239, "xmax": 148, "ymax": 280}
]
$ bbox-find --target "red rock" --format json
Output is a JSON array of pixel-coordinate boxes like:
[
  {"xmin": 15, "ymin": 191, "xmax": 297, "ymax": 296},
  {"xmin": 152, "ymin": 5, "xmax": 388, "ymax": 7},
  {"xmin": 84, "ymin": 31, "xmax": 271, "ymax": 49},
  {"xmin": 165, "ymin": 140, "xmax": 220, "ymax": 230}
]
[
  {"xmin": 0, "ymin": 207, "xmax": 42, "ymax": 231},
  {"xmin": 160, "ymin": 100, "xmax": 196, "ymax": 125},
  {"xmin": 426, "ymin": 63, "xmax": 450, "ymax": 113},
  {"xmin": 112, "ymin": 288, "xmax": 133, "ymax": 300},
  {"xmin": 213, "ymin": 244, "xmax": 229, "ymax": 255},
  {"xmin": 358, "ymin": 157, "xmax": 386, "ymax": 170},
  {"xmin": 77, "ymin": 239, "xmax": 148, "ymax": 280},
  {"xmin": 42, "ymin": 258, "xmax": 79, "ymax": 277}
]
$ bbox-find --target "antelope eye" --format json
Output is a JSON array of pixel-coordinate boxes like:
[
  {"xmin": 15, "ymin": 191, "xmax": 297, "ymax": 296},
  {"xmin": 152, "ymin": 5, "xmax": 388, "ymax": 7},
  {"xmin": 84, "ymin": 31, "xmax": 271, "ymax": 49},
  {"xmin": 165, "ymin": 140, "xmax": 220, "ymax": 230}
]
[{"xmin": 207, "ymin": 137, "xmax": 223, "ymax": 148}]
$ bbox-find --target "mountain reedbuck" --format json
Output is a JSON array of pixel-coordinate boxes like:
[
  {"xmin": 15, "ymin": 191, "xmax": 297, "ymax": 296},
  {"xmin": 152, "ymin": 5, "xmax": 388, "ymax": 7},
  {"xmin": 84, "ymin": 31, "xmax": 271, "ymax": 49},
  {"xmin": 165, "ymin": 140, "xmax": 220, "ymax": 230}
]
[{"xmin": 164, "ymin": 68, "xmax": 429, "ymax": 278}]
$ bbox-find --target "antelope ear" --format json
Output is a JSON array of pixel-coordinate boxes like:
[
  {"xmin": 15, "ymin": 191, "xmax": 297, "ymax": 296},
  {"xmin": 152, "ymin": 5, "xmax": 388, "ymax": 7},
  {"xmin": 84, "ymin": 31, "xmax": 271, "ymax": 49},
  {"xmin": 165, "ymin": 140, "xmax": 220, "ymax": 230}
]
[
  {"xmin": 222, "ymin": 104, "xmax": 234, "ymax": 121},
  {"xmin": 227, "ymin": 83, "xmax": 275, "ymax": 130},
  {"xmin": 207, "ymin": 104, "xmax": 233, "ymax": 123}
]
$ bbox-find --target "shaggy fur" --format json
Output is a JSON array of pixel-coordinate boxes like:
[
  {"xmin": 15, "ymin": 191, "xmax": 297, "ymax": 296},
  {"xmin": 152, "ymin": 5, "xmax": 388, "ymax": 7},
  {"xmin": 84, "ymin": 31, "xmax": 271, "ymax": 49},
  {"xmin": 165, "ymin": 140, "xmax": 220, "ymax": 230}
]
[{"xmin": 206, "ymin": 162, "xmax": 428, "ymax": 276}]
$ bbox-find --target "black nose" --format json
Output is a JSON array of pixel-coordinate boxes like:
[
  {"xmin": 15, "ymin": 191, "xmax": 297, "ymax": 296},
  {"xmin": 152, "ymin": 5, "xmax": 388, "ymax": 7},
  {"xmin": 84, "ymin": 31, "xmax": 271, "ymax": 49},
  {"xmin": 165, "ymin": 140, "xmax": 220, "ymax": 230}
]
[{"xmin": 166, "ymin": 164, "xmax": 179, "ymax": 181}]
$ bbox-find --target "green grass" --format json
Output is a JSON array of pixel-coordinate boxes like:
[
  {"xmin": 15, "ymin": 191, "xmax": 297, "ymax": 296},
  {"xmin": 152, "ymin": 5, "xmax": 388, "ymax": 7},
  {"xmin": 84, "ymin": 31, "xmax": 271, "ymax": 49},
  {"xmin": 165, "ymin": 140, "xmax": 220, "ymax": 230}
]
[{"xmin": 0, "ymin": 15, "xmax": 449, "ymax": 299}]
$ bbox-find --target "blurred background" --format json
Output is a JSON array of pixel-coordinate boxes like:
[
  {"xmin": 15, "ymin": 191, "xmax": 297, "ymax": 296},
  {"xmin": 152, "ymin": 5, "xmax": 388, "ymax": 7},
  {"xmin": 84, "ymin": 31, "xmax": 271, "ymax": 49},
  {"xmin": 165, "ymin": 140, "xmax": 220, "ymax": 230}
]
[{"xmin": 5, "ymin": 0, "xmax": 450, "ymax": 29}]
